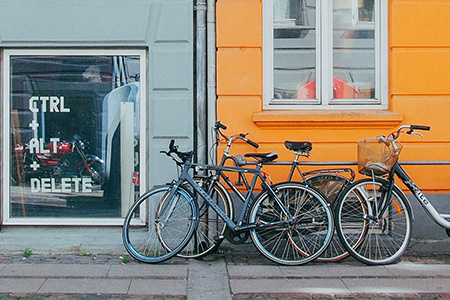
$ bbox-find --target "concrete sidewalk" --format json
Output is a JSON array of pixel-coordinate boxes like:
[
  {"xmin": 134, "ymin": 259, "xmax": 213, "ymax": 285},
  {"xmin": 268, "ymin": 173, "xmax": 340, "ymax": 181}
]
[
  {"xmin": 0, "ymin": 248, "xmax": 449, "ymax": 300},
  {"xmin": 0, "ymin": 227, "xmax": 449, "ymax": 299}
]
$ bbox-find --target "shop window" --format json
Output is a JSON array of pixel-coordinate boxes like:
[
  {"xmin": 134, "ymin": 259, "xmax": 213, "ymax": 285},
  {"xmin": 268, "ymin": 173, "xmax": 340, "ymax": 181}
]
[
  {"xmin": 263, "ymin": 0, "xmax": 387, "ymax": 110},
  {"xmin": 2, "ymin": 50, "xmax": 146, "ymax": 225}
]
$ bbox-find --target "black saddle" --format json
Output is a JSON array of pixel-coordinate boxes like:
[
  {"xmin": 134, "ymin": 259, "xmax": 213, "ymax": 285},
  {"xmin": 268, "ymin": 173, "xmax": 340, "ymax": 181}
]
[
  {"xmin": 244, "ymin": 152, "xmax": 278, "ymax": 164},
  {"xmin": 284, "ymin": 141, "xmax": 312, "ymax": 152}
]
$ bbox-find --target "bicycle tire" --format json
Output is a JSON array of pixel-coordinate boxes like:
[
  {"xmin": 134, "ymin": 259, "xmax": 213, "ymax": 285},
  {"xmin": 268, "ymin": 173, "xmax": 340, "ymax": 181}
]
[
  {"xmin": 335, "ymin": 177, "xmax": 412, "ymax": 265},
  {"xmin": 177, "ymin": 176, "xmax": 233, "ymax": 259},
  {"xmin": 249, "ymin": 182, "xmax": 334, "ymax": 265},
  {"xmin": 122, "ymin": 185, "xmax": 198, "ymax": 263},
  {"xmin": 306, "ymin": 174, "xmax": 351, "ymax": 262}
]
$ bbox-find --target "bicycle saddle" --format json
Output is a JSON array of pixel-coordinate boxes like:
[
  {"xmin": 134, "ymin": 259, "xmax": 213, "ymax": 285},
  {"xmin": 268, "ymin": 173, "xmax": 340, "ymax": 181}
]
[
  {"xmin": 284, "ymin": 141, "xmax": 312, "ymax": 152},
  {"xmin": 244, "ymin": 152, "xmax": 278, "ymax": 163}
]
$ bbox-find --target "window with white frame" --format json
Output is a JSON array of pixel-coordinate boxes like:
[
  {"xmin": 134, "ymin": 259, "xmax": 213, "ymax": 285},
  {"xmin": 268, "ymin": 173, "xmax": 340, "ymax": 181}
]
[
  {"xmin": 263, "ymin": 0, "xmax": 387, "ymax": 109},
  {"xmin": 3, "ymin": 49, "xmax": 146, "ymax": 225}
]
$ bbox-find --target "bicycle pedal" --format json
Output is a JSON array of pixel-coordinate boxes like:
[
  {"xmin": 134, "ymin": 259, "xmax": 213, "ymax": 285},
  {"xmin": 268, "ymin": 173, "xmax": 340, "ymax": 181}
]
[{"xmin": 213, "ymin": 235, "xmax": 225, "ymax": 241}]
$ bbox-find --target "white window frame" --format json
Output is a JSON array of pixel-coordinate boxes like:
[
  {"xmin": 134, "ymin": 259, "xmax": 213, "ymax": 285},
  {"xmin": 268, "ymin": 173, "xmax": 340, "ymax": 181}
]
[
  {"xmin": 2, "ymin": 49, "xmax": 147, "ymax": 226},
  {"xmin": 263, "ymin": 0, "xmax": 388, "ymax": 110}
]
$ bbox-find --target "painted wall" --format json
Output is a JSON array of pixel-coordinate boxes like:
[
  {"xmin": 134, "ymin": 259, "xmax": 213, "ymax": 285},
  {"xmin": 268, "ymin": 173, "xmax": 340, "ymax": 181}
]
[{"xmin": 216, "ymin": 0, "xmax": 450, "ymax": 192}]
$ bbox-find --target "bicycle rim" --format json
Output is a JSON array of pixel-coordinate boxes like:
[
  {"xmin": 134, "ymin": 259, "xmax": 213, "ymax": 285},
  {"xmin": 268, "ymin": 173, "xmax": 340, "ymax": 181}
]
[
  {"xmin": 306, "ymin": 174, "xmax": 351, "ymax": 262},
  {"xmin": 249, "ymin": 182, "xmax": 333, "ymax": 265},
  {"xmin": 122, "ymin": 185, "xmax": 198, "ymax": 263},
  {"xmin": 336, "ymin": 178, "xmax": 412, "ymax": 265},
  {"xmin": 177, "ymin": 177, "xmax": 232, "ymax": 258}
]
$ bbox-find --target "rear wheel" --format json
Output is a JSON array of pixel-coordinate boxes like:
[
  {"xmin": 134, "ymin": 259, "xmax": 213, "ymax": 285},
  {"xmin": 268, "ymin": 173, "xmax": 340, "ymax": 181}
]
[{"xmin": 306, "ymin": 174, "xmax": 351, "ymax": 262}]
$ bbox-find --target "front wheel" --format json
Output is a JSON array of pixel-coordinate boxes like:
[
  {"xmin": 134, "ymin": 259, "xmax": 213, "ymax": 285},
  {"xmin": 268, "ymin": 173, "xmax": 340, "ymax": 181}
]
[
  {"xmin": 77, "ymin": 159, "xmax": 104, "ymax": 185},
  {"xmin": 249, "ymin": 182, "xmax": 334, "ymax": 265},
  {"xmin": 335, "ymin": 177, "xmax": 412, "ymax": 265},
  {"xmin": 122, "ymin": 185, "xmax": 198, "ymax": 263}
]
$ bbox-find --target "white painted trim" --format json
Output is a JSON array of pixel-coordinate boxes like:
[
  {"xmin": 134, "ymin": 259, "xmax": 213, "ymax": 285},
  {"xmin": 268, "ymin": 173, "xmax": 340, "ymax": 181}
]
[
  {"xmin": 2, "ymin": 49, "xmax": 147, "ymax": 226},
  {"xmin": 263, "ymin": 0, "xmax": 388, "ymax": 110}
]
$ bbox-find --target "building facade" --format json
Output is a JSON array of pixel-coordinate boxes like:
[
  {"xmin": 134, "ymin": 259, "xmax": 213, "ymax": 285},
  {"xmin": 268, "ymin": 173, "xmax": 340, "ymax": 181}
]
[
  {"xmin": 215, "ymin": 0, "xmax": 450, "ymax": 244},
  {"xmin": 0, "ymin": 0, "xmax": 195, "ymax": 226},
  {"xmin": 0, "ymin": 0, "xmax": 448, "ymax": 248},
  {"xmin": 216, "ymin": 0, "xmax": 450, "ymax": 190}
]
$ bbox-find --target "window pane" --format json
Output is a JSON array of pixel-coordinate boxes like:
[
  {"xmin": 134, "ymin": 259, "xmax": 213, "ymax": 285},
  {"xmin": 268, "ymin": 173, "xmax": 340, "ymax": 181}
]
[
  {"xmin": 333, "ymin": 0, "xmax": 375, "ymax": 99},
  {"xmin": 273, "ymin": 0, "xmax": 316, "ymax": 100},
  {"xmin": 9, "ymin": 54, "xmax": 141, "ymax": 219}
]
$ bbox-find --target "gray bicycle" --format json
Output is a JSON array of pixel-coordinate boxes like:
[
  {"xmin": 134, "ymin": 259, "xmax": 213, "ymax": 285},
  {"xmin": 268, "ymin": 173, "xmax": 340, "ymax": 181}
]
[
  {"xmin": 335, "ymin": 125, "xmax": 450, "ymax": 265},
  {"xmin": 122, "ymin": 140, "xmax": 334, "ymax": 265}
]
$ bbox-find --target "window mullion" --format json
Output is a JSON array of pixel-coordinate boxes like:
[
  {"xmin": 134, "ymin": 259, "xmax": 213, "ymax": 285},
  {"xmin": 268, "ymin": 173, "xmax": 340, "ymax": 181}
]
[{"xmin": 320, "ymin": 1, "xmax": 333, "ymax": 106}]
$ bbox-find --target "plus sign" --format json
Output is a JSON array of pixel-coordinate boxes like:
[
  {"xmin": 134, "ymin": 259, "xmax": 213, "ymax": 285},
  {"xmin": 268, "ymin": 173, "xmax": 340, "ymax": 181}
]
[
  {"xmin": 29, "ymin": 119, "xmax": 39, "ymax": 132},
  {"xmin": 30, "ymin": 160, "xmax": 40, "ymax": 171}
]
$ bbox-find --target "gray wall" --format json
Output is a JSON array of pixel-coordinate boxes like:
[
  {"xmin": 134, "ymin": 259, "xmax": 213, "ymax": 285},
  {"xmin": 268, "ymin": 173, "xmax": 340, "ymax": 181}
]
[{"xmin": 0, "ymin": 0, "xmax": 195, "ymax": 189}]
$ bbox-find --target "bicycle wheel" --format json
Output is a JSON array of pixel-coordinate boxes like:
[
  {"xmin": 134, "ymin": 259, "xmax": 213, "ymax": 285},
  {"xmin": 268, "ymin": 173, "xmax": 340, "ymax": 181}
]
[
  {"xmin": 177, "ymin": 177, "xmax": 233, "ymax": 258},
  {"xmin": 306, "ymin": 174, "xmax": 351, "ymax": 262},
  {"xmin": 122, "ymin": 185, "xmax": 198, "ymax": 263},
  {"xmin": 335, "ymin": 177, "xmax": 412, "ymax": 265},
  {"xmin": 249, "ymin": 182, "xmax": 334, "ymax": 265}
]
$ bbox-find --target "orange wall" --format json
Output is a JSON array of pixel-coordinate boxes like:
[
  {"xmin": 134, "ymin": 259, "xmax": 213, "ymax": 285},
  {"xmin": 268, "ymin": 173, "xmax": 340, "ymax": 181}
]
[{"xmin": 216, "ymin": 0, "xmax": 450, "ymax": 192}]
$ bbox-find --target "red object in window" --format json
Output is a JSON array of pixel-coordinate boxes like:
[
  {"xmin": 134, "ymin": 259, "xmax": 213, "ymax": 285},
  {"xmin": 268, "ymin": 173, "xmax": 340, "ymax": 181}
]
[
  {"xmin": 132, "ymin": 172, "xmax": 140, "ymax": 185},
  {"xmin": 297, "ymin": 76, "xmax": 360, "ymax": 99}
]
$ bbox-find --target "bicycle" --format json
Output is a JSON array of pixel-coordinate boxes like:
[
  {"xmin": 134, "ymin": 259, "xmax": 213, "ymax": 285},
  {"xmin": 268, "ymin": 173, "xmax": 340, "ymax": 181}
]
[
  {"xmin": 122, "ymin": 139, "xmax": 334, "ymax": 265},
  {"xmin": 334, "ymin": 125, "xmax": 450, "ymax": 265},
  {"xmin": 183, "ymin": 121, "xmax": 354, "ymax": 261}
]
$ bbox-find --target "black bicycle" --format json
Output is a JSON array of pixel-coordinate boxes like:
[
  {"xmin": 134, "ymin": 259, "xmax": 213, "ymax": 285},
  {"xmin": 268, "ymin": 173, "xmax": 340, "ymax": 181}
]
[
  {"xmin": 180, "ymin": 121, "xmax": 355, "ymax": 261},
  {"xmin": 334, "ymin": 125, "xmax": 450, "ymax": 265},
  {"xmin": 122, "ymin": 140, "xmax": 334, "ymax": 265}
]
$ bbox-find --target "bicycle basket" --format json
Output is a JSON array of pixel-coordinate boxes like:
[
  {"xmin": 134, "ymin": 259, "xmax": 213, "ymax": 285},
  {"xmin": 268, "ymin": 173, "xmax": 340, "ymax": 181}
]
[{"xmin": 357, "ymin": 136, "xmax": 403, "ymax": 176}]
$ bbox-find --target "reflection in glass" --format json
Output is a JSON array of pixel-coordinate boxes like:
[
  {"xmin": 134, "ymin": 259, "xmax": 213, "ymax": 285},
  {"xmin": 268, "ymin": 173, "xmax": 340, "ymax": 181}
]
[
  {"xmin": 333, "ymin": 0, "xmax": 375, "ymax": 99},
  {"xmin": 9, "ymin": 55, "xmax": 141, "ymax": 219},
  {"xmin": 273, "ymin": 0, "xmax": 316, "ymax": 100}
]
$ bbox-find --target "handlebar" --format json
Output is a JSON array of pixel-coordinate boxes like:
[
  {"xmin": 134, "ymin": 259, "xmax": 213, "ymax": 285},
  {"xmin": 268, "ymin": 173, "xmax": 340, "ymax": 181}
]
[
  {"xmin": 160, "ymin": 139, "xmax": 193, "ymax": 164},
  {"xmin": 214, "ymin": 121, "xmax": 259, "ymax": 149},
  {"xmin": 390, "ymin": 125, "xmax": 431, "ymax": 140},
  {"xmin": 410, "ymin": 125, "xmax": 431, "ymax": 131}
]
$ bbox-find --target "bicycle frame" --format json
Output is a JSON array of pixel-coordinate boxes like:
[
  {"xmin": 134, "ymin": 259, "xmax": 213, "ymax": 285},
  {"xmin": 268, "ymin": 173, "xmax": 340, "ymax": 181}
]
[
  {"xmin": 375, "ymin": 162, "xmax": 450, "ymax": 229},
  {"xmin": 161, "ymin": 158, "xmax": 294, "ymax": 233}
]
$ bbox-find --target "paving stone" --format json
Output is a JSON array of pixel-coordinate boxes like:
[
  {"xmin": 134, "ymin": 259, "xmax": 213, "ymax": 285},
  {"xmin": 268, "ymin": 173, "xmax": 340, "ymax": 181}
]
[
  {"xmin": 1, "ymin": 264, "xmax": 110, "ymax": 278},
  {"xmin": 0, "ymin": 278, "xmax": 46, "ymax": 293},
  {"xmin": 128, "ymin": 278, "xmax": 187, "ymax": 295},
  {"xmin": 38, "ymin": 278, "xmax": 131, "ymax": 294},
  {"xmin": 230, "ymin": 278, "xmax": 350, "ymax": 295}
]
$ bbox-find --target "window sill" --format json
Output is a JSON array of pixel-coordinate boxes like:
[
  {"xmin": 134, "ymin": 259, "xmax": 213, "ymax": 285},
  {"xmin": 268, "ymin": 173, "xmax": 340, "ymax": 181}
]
[{"xmin": 253, "ymin": 110, "xmax": 403, "ymax": 129}]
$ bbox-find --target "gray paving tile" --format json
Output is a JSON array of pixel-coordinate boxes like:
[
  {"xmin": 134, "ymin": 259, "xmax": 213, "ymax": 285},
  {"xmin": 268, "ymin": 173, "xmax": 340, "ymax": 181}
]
[
  {"xmin": 128, "ymin": 279, "xmax": 187, "ymax": 295},
  {"xmin": 0, "ymin": 264, "xmax": 7, "ymax": 271},
  {"xmin": 188, "ymin": 259, "xmax": 231, "ymax": 300},
  {"xmin": 385, "ymin": 262, "xmax": 450, "ymax": 277},
  {"xmin": 343, "ymin": 277, "xmax": 450, "ymax": 294},
  {"xmin": 1, "ymin": 264, "xmax": 110, "ymax": 278},
  {"xmin": 108, "ymin": 264, "xmax": 187, "ymax": 278},
  {"xmin": 227, "ymin": 265, "xmax": 283, "ymax": 278},
  {"xmin": 230, "ymin": 278, "xmax": 350, "ymax": 294},
  {"xmin": 279, "ymin": 264, "xmax": 394, "ymax": 278},
  {"xmin": 0, "ymin": 278, "xmax": 46, "ymax": 293},
  {"xmin": 38, "ymin": 278, "xmax": 130, "ymax": 294}
]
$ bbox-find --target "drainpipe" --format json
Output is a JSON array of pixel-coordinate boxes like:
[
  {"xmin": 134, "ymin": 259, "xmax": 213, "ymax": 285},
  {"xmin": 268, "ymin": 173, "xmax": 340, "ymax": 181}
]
[
  {"xmin": 206, "ymin": 0, "xmax": 216, "ymax": 164},
  {"xmin": 195, "ymin": 0, "xmax": 207, "ymax": 165}
]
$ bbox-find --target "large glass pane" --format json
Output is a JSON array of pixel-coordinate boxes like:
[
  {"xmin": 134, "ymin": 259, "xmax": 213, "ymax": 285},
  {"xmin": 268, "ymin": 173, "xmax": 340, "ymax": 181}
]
[
  {"xmin": 273, "ymin": 0, "xmax": 317, "ymax": 100},
  {"xmin": 333, "ymin": 0, "xmax": 375, "ymax": 99},
  {"xmin": 9, "ymin": 54, "xmax": 141, "ymax": 219}
]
